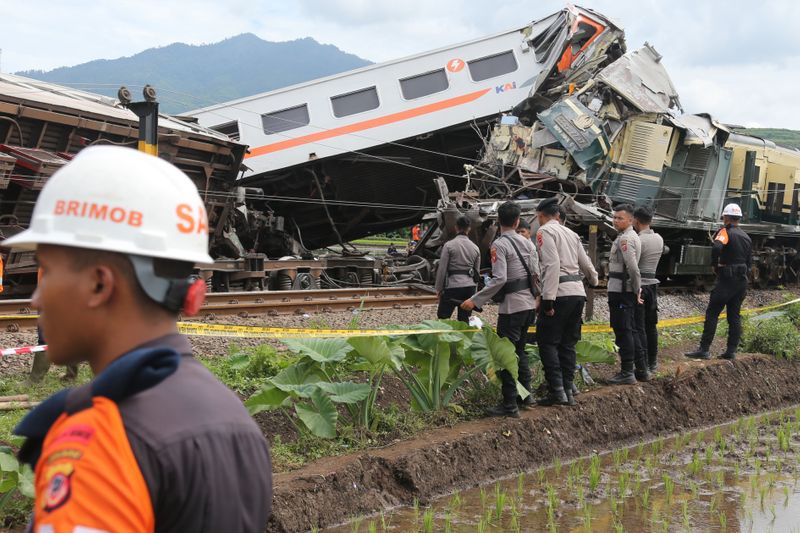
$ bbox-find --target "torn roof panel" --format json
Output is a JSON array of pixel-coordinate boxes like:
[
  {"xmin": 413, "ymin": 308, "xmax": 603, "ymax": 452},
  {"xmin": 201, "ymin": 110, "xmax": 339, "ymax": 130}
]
[
  {"xmin": 669, "ymin": 113, "xmax": 730, "ymax": 147},
  {"xmin": 597, "ymin": 43, "xmax": 681, "ymax": 114}
]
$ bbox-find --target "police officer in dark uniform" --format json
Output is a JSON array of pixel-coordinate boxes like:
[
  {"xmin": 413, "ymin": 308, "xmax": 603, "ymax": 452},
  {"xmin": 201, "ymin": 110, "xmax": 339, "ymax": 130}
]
[
  {"xmin": 686, "ymin": 203, "xmax": 752, "ymax": 360},
  {"xmin": 435, "ymin": 215, "xmax": 481, "ymax": 322},
  {"xmin": 461, "ymin": 201, "xmax": 537, "ymax": 418}
]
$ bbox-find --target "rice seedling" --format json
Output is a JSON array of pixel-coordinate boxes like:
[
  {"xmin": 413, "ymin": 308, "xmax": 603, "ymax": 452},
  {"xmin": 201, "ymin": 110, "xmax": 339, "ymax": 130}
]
[
  {"xmin": 735, "ymin": 462, "xmax": 741, "ymax": 480},
  {"xmin": 688, "ymin": 451, "xmax": 702, "ymax": 476},
  {"xmin": 509, "ymin": 514, "xmax": 520, "ymax": 533},
  {"xmin": 779, "ymin": 427, "xmax": 791, "ymax": 452},
  {"xmin": 448, "ymin": 491, "xmax": 462, "ymax": 511},
  {"xmin": 613, "ymin": 520, "xmax": 623, "ymax": 533},
  {"xmin": 350, "ymin": 516, "xmax": 364, "ymax": 533},
  {"xmin": 443, "ymin": 513, "xmax": 452, "ymax": 533},
  {"xmin": 479, "ymin": 487, "xmax": 488, "ymax": 510},
  {"xmin": 577, "ymin": 484, "xmax": 585, "ymax": 509},
  {"xmin": 582, "ymin": 506, "xmax": 592, "ymax": 533},
  {"xmin": 663, "ymin": 474, "xmax": 675, "ymax": 505},
  {"xmin": 380, "ymin": 512, "xmax": 390, "ymax": 532},
  {"xmin": 537, "ymin": 466, "xmax": 546, "ymax": 484},
  {"xmin": 637, "ymin": 441, "xmax": 646, "ymax": 459},
  {"xmin": 612, "ymin": 449, "xmax": 622, "ymax": 468},
  {"xmin": 422, "ymin": 508, "xmax": 434, "ymax": 533},
  {"xmin": 623, "ymin": 447, "xmax": 630, "ymax": 462},
  {"xmin": 589, "ymin": 455, "xmax": 602, "ymax": 492},
  {"xmin": 704, "ymin": 446, "xmax": 713, "ymax": 465},
  {"xmin": 641, "ymin": 487, "xmax": 650, "ymax": 509},
  {"xmin": 760, "ymin": 485, "xmax": 769, "ymax": 511},
  {"xmin": 718, "ymin": 510, "xmax": 728, "ymax": 530},
  {"xmin": 367, "ymin": 521, "xmax": 377, "ymax": 533},
  {"xmin": 681, "ymin": 500, "xmax": 690, "ymax": 530},
  {"xmin": 617, "ymin": 471, "xmax": 630, "ymax": 498},
  {"xmin": 516, "ymin": 473, "xmax": 525, "ymax": 499},
  {"xmin": 494, "ymin": 483, "xmax": 506, "ymax": 521},
  {"xmin": 476, "ymin": 518, "xmax": 487, "ymax": 533},
  {"xmin": 554, "ymin": 456, "xmax": 562, "ymax": 476},
  {"xmin": 716, "ymin": 470, "xmax": 725, "ymax": 487},
  {"xmin": 784, "ymin": 486, "xmax": 791, "ymax": 507}
]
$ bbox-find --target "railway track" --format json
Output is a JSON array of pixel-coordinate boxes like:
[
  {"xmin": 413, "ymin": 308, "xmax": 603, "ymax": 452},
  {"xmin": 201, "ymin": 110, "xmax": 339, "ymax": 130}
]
[{"xmin": 0, "ymin": 285, "xmax": 438, "ymax": 331}]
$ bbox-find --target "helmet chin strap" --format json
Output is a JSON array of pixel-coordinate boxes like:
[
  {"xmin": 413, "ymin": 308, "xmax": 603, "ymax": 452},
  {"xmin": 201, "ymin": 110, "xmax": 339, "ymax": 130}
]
[{"xmin": 128, "ymin": 254, "xmax": 202, "ymax": 314}]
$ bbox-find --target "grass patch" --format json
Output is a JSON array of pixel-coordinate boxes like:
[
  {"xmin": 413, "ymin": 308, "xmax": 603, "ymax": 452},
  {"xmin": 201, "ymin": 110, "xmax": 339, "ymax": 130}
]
[{"xmin": 742, "ymin": 317, "xmax": 800, "ymax": 359}]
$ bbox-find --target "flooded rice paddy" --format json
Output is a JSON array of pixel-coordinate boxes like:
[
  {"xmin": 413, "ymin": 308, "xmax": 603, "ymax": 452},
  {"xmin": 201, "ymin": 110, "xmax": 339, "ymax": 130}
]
[{"xmin": 329, "ymin": 406, "xmax": 800, "ymax": 532}]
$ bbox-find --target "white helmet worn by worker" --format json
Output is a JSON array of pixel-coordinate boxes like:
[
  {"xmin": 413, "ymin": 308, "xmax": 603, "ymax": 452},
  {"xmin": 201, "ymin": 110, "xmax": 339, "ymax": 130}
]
[
  {"xmin": 721, "ymin": 203, "xmax": 743, "ymax": 218},
  {"xmin": 3, "ymin": 146, "xmax": 212, "ymax": 313}
]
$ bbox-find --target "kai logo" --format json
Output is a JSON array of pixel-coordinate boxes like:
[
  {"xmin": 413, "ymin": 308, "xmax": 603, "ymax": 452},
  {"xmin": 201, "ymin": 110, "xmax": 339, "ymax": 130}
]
[
  {"xmin": 495, "ymin": 81, "xmax": 517, "ymax": 94},
  {"xmin": 446, "ymin": 58, "xmax": 465, "ymax": 73}
]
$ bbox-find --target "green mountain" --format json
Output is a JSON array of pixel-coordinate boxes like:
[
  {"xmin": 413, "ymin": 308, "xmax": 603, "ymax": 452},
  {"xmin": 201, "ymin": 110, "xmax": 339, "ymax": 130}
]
[
  {"xmin": 16, "ymin": 34, "xmax": 372, "ymax": 114},
  {"xmin": 736, "ymin": 128, "xmax": 800, "ymax": 150}
]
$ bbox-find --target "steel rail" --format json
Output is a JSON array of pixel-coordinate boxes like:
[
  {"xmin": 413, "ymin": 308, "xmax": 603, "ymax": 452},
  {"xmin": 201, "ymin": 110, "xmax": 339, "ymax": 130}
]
[{"xmin": 0, "ymin": 285, "xmax": 438, "ymax": 331}]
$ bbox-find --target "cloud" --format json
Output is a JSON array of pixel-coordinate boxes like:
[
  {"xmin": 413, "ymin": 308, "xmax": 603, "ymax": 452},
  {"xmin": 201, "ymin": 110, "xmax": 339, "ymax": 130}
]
[{"xmin": 2, "ymin": 0, "xmax": 798, "ymax": 128}]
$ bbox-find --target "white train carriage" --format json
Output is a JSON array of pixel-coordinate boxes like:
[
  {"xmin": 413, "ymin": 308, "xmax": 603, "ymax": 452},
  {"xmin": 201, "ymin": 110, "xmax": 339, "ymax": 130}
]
[{"xmin": 190, "ymin": 6, "xmax": 620, "ymax": 176}]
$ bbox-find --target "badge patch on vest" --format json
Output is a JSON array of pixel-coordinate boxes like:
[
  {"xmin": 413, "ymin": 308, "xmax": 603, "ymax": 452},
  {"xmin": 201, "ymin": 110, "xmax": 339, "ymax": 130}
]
[
  {"xmin": 536, "ymin": 231, "xmax": 543, "ymax": 247},
  {"xmin": 43, "ymin": 468, "xmax": 73, "ymax": 512},
  {"xmin": 490, "ymin": 247, "xmax": 497, "ymax": 263},
  {"xmin": 621, "ymin": 240, "xmax": 628, "ymax": 252}
]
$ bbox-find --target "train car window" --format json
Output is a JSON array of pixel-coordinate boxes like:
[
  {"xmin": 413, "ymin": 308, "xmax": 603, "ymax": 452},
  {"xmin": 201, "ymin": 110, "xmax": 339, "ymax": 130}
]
[
  {"xmin": 210, "ymin": 120, "xmax": 240, "ymax": 141},
  {"xmin": 331, "ymin": 87, "xmax": 380, "ymax": 118},
  {"xmin": 400, "ymin": 69, "xmax": 449, "ymax": 100},
  {"xmin": 261, "ymin": 104, "xmax": 310, "ymax": 135},
  {"xmin": 468, "ymin": 51, "xmax": 518, "ymax": 82}
]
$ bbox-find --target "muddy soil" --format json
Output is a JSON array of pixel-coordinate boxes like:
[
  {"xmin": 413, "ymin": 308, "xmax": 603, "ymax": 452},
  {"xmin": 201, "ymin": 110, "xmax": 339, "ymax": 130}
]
[{"xmin": 267, "ymin": 355, "xmax": 800, "ymax": 532}]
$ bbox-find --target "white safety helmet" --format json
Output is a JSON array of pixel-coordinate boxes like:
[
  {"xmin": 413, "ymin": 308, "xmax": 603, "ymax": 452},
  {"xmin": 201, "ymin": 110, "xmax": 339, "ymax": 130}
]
[
  {"xmin": 3, "ymin": 146, "xmax": 213, "ymax": 264},
  {"xmin": 721, "ymin": 203, "xmax": 743, "ymax": 218}
]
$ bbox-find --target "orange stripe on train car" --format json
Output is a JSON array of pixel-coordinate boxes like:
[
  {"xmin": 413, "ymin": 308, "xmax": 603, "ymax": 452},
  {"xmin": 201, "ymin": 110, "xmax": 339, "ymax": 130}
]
[{"xmin": 245, "ymin": 88, "xmax": 492, "ymax": 159}]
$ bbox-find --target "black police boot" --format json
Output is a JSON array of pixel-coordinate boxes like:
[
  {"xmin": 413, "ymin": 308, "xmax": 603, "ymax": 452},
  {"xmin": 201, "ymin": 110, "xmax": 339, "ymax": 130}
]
[
  {"xmin": 634, "ymin": 358, "xmax": 651, "ymax": 382},
  {"xmin": 536, "ymin": 387, "xmax": 569, "ymax": 406},
  {"xmin": 685, "ymin": 349, "xmax": 711, "ymax": 360},
  {"xmin": 648, "ymin": 358, "xmax": 658, "ymax": 374},
  {"xmin": 607, "ymin": 370, "xmax": 637, "ymax": 385},
  {"xmin": 571, "ymin": 381, "xmax": 580, "ymax": 396},
  {"xmin": 487, "ymin": 403, "xmax": 520, "ymax": 418},
  {"xmin": 719, "ymin": 352, "xmax": 736, "ymax": 360},
  {"xmin": 517, "ymin": 395, "xmax": 535, "ymax": 410},
  {"xmin": 564, "ymin": 383, "xmax": 577, "ymax": 406}
]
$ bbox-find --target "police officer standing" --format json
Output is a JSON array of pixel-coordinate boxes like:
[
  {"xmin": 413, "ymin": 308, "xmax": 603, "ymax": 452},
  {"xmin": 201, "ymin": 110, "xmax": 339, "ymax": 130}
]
[
  {"xmin": 535, "ymin": 198, "xmax": 598, "ymax": 405},
  {"xmin": 686, "ymin": 203, "xmax": 752, "ymax": 360},
  {"xmin": 607, "ymin": 204, "xmax": 645, "ymax": 384},
  {"xmin": 633, "ymin": 206, "xmax": 664, "ymax": 373},
  {"xmin": 461, "ymin": 201, "xmax": 536, "ymax": 417},
  {"xmin": 435, "ymin": 215, "xmax": 481, "ymax": 322}
]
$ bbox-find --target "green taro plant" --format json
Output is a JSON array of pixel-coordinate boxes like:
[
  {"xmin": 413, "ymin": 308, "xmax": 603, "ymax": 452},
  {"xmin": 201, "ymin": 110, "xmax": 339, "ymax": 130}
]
[{"xmin": 0, "ymin": 447, "xmax": 33, "ymax": 511}]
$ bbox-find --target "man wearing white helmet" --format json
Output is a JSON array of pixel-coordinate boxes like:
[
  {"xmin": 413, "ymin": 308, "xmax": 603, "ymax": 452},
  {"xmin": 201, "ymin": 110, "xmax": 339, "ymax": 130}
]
[
  {"xmin": 9, "ymin": 147, "xmax": 272, "ymax": 532},
  {"xmin": 686, "ymin": 203, "xmax": 752, "ymax": 361}
]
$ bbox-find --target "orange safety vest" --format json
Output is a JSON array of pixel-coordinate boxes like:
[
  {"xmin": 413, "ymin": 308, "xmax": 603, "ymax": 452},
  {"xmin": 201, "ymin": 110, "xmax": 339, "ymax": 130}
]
[
  {"xmin": 33, "ymin": 397, "xmax": 154, "ymax": 531},
  {"xmin": 412, "ymin": 225, "xmax": 421, "ymax": 241}
]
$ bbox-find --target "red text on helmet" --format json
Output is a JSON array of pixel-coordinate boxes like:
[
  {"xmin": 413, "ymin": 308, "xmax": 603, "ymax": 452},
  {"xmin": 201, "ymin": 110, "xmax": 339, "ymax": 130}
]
[
  {"xmin": 176, "ymin": 204, "xmax": 209, "ymax": 234},
  {"xmin": 54, "ymin": 200, "xmax": 143, "ymax": 227}
]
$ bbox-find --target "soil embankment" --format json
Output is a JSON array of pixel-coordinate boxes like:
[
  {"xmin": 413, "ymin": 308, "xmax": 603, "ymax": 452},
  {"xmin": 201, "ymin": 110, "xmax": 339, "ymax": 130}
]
[{"xmin": 267, "ymin": 355, "xmax": 800, "ymax": 531}]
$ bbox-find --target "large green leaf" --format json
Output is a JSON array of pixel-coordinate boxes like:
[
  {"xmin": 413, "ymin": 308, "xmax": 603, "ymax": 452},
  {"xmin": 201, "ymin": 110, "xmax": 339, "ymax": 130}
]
[
  {"xmin": 0, "ymin": 452, "xmax": 18, "ymax": 473},
  {"xmin": 245, "ymin": 385, "xmax": 291, "ymax": 415},
  {"xmin": 295, "ymin": 389, "xmax": 338, "ymax": 439},
  {"xmin": 348, "ymin": 336, "xmax": 393, "ymax": 367},
  {"xmin": 474, "ymin": 327, "xmax": 519, "ymax": 380},
  {"xmin": 17, "ymin": 465, "xmax": 34, "ymax": 498},
  {"xmin": 269, "ymin": 364, "xmax": 322, "ymax": 397},
  {"xmin": 227, "ymin": 352, "xmax": 251, "ymax": 370},
  {"xmin": 282, "ymin": 338, "xmax": 352, "ymax": 363},
  {"xmin": 316, "ymin": 381, "xmax": 371, "ymax": 404},
  {"xmin": 575, "ymin": 340, "xmax": 616, "ymax": 364},
  {"xmin": 0, "ymin": 472, "xmax": 17, "ymax": 493}
]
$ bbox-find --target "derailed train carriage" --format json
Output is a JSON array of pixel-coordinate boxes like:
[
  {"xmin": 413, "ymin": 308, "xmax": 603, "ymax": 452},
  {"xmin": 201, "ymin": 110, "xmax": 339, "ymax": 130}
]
[
  {"xmin": 0, "ymin": 75, "xmax": 379, "ymax": 295},
  {"xmin": 420, "ymin": 42, "xmax": 800, "ymax": 287}
]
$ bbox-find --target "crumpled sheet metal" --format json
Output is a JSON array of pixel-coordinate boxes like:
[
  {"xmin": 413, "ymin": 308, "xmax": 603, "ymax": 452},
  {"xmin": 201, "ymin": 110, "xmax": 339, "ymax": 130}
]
[
  {"xmin": 597, "ymin": 43, "xmax": 681, "ymax": 114},
  {"xmin": 538, "ymin": 96, "xmax": 609, "ymax": 170},
  {"xmin": 668, "ymin": 113, "xmax": 730, "ymax": 147}
]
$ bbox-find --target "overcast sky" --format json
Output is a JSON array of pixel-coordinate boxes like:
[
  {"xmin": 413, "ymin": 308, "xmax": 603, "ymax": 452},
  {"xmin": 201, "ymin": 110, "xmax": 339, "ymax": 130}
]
[{"xmin": 3, "ymin": 0, "xmax": 797, "ymax": 128}]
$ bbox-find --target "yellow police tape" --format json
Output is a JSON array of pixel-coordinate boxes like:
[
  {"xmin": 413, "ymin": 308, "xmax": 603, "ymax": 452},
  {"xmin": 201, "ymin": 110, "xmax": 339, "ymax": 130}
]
[
  {"xmin": 175, "ymin": 322, "xmax": 475, "ymax": 339},
  {"xmin": 529, "ymin": 296, "xmax": 800, "ymax": 335},
  {"xmin": 2, "ymin": 297, "xmax": 798, "ymax": 340}
]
